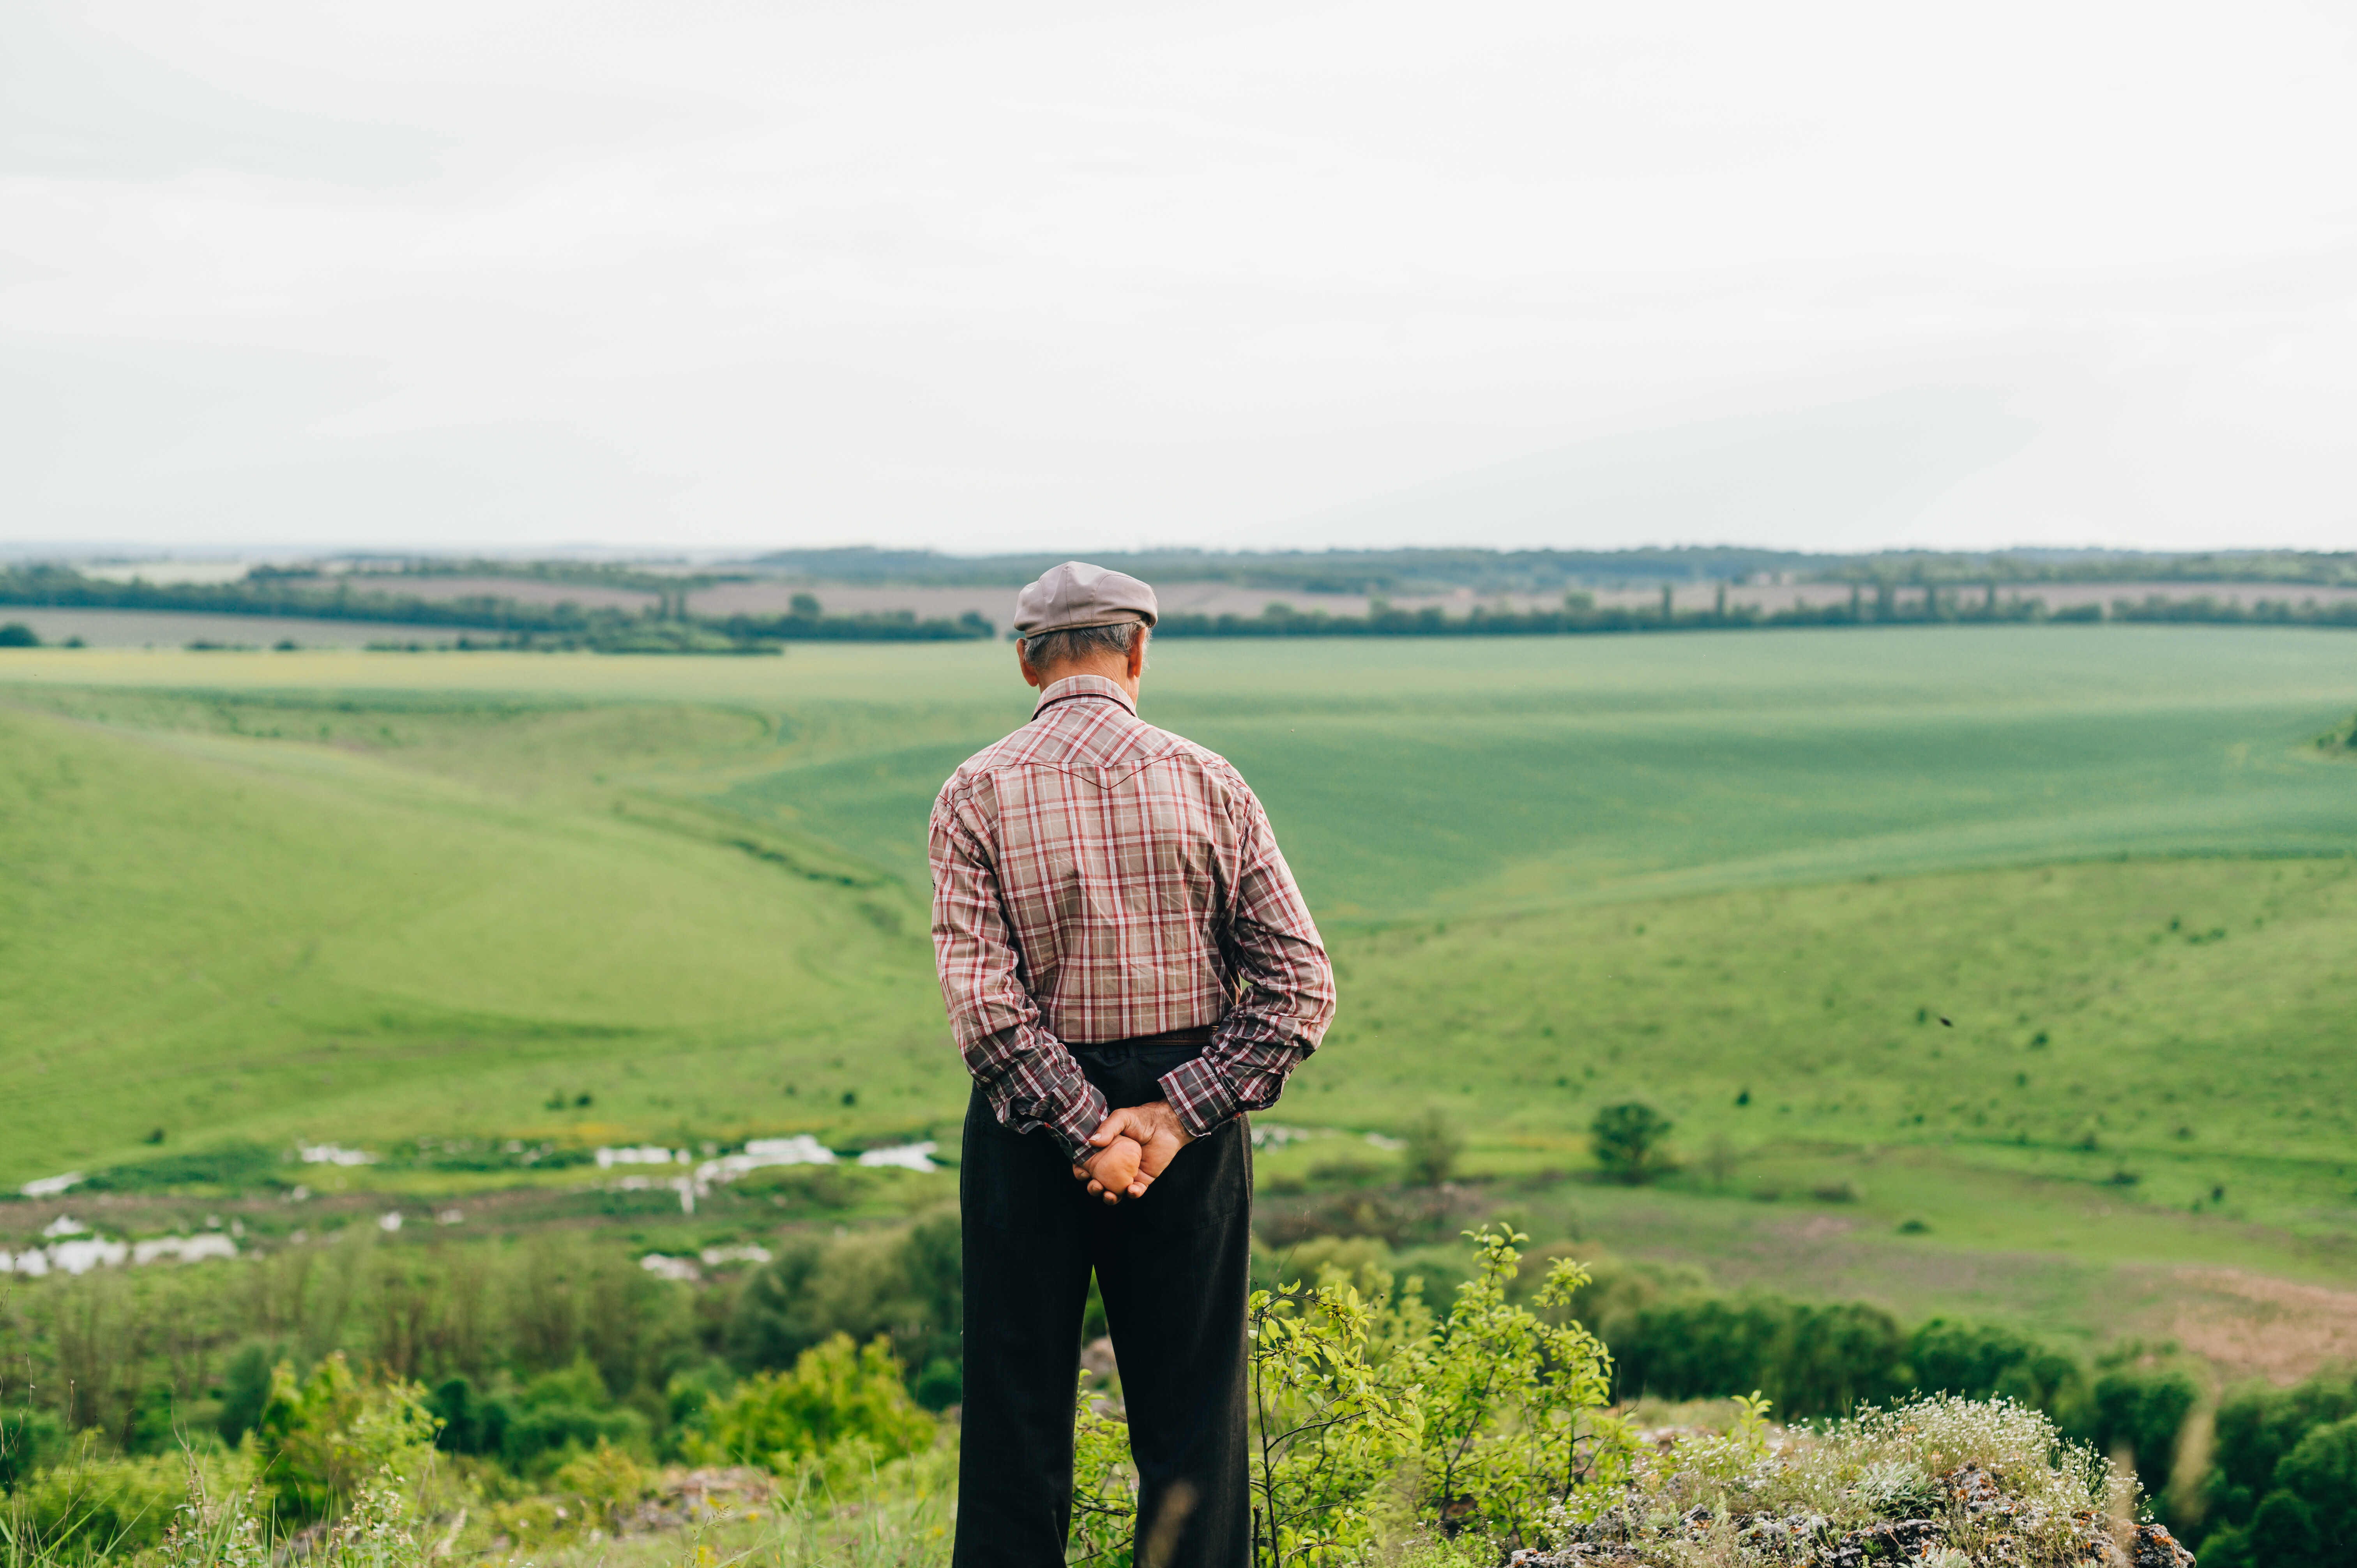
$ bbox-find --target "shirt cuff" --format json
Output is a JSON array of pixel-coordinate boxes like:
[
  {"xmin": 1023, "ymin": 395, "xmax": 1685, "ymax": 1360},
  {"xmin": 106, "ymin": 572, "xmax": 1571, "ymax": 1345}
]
[
  {"xmin": 1044, "ymin": 1081, "xmax": 1111, "ymax": 1164},
  {"xmin": 1157, "ymin": 1057, "xmax": 1239, "ymax": 1139}
]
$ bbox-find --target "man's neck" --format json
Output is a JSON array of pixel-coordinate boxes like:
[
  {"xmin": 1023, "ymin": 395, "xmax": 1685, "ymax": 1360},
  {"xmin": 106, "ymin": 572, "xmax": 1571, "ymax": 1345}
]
[{"xmin": 1035, "ymin": 658, "xmax": 1141, "ymax": 708}]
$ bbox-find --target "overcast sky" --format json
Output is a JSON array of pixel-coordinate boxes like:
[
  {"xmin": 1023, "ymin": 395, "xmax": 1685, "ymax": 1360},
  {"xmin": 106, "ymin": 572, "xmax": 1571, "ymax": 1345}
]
[{"xmin": 4, "ymin": 2, "xmax": 2354, "ymax": 557}]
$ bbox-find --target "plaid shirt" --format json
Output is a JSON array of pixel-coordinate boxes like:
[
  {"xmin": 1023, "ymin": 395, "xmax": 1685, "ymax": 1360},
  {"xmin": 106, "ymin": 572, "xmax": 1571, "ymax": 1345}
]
[{"xmin": 929, "ymin": 674, "xmax": 1336, "ymax": 1161}]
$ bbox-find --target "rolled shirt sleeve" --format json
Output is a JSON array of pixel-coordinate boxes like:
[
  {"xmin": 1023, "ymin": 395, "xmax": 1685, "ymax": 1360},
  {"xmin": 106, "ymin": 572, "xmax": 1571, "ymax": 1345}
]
[
  {"xmin": 929, "ymin": 787, "xmax": 1109, "ymax": 1162},
  {"xmin": 1157, "ymin": 783, "xmax": 1337, "ymax": 1138}
]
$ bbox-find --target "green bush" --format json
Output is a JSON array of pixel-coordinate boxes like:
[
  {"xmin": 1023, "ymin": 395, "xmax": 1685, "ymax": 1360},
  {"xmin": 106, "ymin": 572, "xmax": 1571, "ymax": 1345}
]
[
  {"xmin": 2092, "ymin": 1365, "xmax": 2200, "ymax": 1485},
  {"xmin": 1907, "ymin": 1318, "xmax": 2095, "ymax": 1437},
  {"xmin": 1401, "ymin": 1111, "xmax": 1463, "ymax": 1187},
  {"xmin": 215, "ymin": 1344, "xmax": 278, "ymax": 1448},
  {"xmin": 0, "ymin": 1409, "xmax": 66, "ymax": 1490},
  {"xmin": 250, "ymin": 1353, "xmax": 437, "ymax": 1524},
  {"xmin": 1610, "ymin": 1292, "xmax": 1908, "ymax": 1418},
  {"xmin": 6, "ymin": 1439, "xmax": 208, "ymax": 1556},
  {"xmin": 1196, "ymin": 1226, "xmax": 1629, "ymax": 1559},
  {"xmin": 724, "ymin": 1212, "xmax": 961, "ymax": 1391},
  {"xmin": 497, "ymin": 1360, "xmax": 648, "ymax": 1473},
  {"xmin": 703, "ymin": 1334, "xmax": 935, "ymax": 1473},
  {"xmin": 2269, "ymin": 1414, "xmax": 2357, "ymax": 1563},
  {"xmin": 2203, "ymin": 1365, "xmax": 2357, "ymax": 1546},
  {"xmin": 2246, "ymin": 1488, "xmax": 2321, "ymax": 1563},
  {"xmin": 421, "ymin": 1376, "xmax": 505, "ymax": 1458}
]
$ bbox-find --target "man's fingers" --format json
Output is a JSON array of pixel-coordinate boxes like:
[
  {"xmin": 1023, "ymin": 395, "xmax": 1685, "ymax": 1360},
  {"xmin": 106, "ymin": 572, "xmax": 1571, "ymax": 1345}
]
[{"xmin": 1088, "ymin": 1108, "xmax": 1140, "ymax": 1147}]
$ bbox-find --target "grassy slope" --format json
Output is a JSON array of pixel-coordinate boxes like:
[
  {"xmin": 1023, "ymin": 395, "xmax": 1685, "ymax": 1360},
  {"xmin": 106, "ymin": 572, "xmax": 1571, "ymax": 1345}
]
[
  {"xmin": 0, "ymin": 697, "xmax": 950, "ymax": 1178},
  {"xmin": 3, "ymin": 628, "xmax": 2354, "ymax": 1347},
  {"xmin": 696, "ymin": 625, "xmax": 2357, "ymax": 920},
  {"xmin": 1281, "ymin": 857, "xmax": 2357, "ymax": 1339}
]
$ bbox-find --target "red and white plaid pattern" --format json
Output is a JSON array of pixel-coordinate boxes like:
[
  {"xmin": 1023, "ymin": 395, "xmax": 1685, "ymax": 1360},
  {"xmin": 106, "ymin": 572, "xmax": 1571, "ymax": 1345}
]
[{"xmin": 930, "ymin": 674, "xmax": 1336, "ymax": 1159}]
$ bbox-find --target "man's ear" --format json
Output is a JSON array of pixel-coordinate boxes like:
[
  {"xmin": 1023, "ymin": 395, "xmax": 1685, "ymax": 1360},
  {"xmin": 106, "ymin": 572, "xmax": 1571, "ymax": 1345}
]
[{"xmin": 1127, "ymin": 633, "xmax": 1147, "ymax": 680}]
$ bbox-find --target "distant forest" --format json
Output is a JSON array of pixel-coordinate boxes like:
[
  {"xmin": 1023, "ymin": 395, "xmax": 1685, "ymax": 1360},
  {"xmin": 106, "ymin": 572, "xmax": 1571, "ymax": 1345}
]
[
  {"xmin": 4, "ymin": 549, "xmax": 2353, "ymax": 648},
  {"xmin": 748, "ymin": 546, "xmax": 2357, "ymax": 593}
]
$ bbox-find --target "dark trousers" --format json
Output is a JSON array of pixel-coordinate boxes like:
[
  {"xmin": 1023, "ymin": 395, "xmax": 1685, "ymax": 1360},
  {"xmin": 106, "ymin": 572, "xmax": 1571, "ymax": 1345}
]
[{"xmin": 954, "ymin": 1037, "xmax": 1252, "ymax": 1568}]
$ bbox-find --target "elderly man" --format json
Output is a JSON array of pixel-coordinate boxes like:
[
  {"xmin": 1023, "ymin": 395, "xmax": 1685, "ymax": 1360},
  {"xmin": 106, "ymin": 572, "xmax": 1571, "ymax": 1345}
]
[{"xmin": 930, "ymin": 562, "xmax": 1336, "ymax": 1566}]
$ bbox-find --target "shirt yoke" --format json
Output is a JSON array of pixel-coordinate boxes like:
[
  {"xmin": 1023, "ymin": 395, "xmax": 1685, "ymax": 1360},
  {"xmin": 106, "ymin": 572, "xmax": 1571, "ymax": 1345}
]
[{"xmin": 941, "ymin": 701, "xmax": 1248, "ymax": 813}]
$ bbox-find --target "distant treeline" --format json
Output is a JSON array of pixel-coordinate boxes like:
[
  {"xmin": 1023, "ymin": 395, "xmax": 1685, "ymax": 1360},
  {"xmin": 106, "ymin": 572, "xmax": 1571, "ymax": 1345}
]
[
  {"xmin": 752, "ymin": 545, "xmax": 2357, "ymax": 594},
  {"xmin": 751, "ymin": 546, "xmax": 1830, "ymax": 593},
  {"xmin": 11, "ymin": 562, "xmax": 2357, "ymax": 649},
  {"xmin": 0, "ymin": 568, "xmax": 993, "ymax": 650},
  {"xmin": 1152, "ymin": 588, "xmax": 2357, "ymax": 638}
]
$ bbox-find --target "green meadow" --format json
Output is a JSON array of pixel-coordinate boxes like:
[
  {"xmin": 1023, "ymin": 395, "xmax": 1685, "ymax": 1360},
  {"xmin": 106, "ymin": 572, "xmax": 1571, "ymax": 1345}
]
[{"xmin": 4, "ymin": 624, "xmax": 2355, "ymax": 1357}]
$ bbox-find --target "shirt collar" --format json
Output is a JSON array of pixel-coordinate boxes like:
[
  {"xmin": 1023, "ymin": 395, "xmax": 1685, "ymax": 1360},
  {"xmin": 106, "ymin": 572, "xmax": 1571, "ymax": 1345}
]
[{"xmin": 1032, "ymin": 673, "xmax": 1138, "ymax": 719}]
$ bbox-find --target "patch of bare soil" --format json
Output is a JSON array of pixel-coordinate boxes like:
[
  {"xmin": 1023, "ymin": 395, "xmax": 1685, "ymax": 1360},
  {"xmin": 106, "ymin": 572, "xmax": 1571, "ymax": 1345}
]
[
  {"xmin": 1606, "ymin": 1206, "xmax": 2114, "ymax": 1330},
  {"xmin": 2152, "ymin": 1266, "xmax": 2357, "ymax": 1384}
]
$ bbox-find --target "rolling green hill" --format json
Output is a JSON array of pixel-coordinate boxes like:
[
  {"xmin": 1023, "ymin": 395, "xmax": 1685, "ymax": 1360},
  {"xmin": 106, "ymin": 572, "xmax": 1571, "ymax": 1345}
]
[{"xmin": 4, "ymin": 626, "xmax": 2355, "ymax": 1349}]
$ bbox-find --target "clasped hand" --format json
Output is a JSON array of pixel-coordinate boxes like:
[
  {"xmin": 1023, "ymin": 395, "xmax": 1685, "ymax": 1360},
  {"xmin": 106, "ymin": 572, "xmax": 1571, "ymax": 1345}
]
[{"xmin": 1070, "ymin": 1099, "xmax": 1194, "ymax": 1205}]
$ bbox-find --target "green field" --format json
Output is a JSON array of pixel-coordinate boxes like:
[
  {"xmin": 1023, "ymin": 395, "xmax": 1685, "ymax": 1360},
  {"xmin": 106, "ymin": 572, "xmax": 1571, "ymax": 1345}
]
[{"xmin": 4, "ymin": 625, "xmax": 2356, "ymax": 1363}]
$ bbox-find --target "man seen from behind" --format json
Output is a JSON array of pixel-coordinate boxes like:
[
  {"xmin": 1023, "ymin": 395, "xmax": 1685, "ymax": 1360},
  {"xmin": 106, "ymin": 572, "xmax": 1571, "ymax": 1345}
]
[{"xmin": 930, "ymin": 562, "xmax": 1337, "ymax": 1566}]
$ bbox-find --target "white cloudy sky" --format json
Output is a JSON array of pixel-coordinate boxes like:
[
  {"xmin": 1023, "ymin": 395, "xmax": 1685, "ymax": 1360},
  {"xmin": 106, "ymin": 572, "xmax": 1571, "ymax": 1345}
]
[{"xmin": 4, "ymin": 2, "xmax": 2354, "ymax": 556}]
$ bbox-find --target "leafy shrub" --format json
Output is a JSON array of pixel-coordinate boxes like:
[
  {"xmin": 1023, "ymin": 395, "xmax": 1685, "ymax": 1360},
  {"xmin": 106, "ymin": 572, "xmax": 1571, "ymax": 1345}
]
[
  {"xmin": 550, "ymin": 1440, "xmax": 652, "ymax": 1534},
  {"xmin": 2244, "ymin": 1488, "xmax": 2320, "ymax": 1563},
  {"xmin": 725, "ymin": 1241, "xmax": 832, "ymax": 1373},
  {"xmin": 1610, "ymin": 1292, "xmax": 1908, "ymax": 1418},
  {"xmin": 1230, "ymin": 1226, "xmax": 1630, "ymax": 1558},
  {"xmin": 2212, "ymin": 1413, "xmax": 2357, "ymax": 1567},
  {"xmin": 216, "ymin": 1344, "xmax": 278, "ymax": 1447},
  {"xmin": 1408, "ymin": 1228, "xmax": 1626, "ymax": 1543},
  {"xmin": 2276, "ymin": 1415, "xmax": 2357, "ymax": 1548},
  {"xmin": 724, "ymin": 1211, "xmax": 961, "ymax": 1390},
  {"xmin": 1069, "ymin": 1381, "xmax": 1146, "ymax": 1563},
  {"xmin": 2092, "ymin": 1365, "xmax": 2200, "ymax": 1485},
  {"xmin": 703, "ymin": 1334, "xmax": 935, "ymax": 1473},
  {"xmin": 0, "ymin": 1408, "xmax": 66, "ymax": 1489},
  {"xmin": 1907, "ymin": 1318, "xmax": 2094, "ymax": 1437},
  {"xmin": 2201, "ymin": 1365, "xmax": 2357, "ymax": 1550},
  {"xmin": 5, "ymin": 1438, "xmax": 201, "ymax": 1555},
  {"xmin": 1402, "ymin": 1111, "xmax": 1463, "ymax": 1187},
  {"xmin": 422, "ymin": 1376, "xmax": 506, "ymax": 1458},
  {"xmin": 496, "ymin": 1360, "xmax": 647, "ymax": 1473},
  {"xmin": 1590, "ymin": 1102, "xmax": 1673, "ymax": 1184},
  {"xmin": 250, "ymin": 1353, "xmax": 438, "ymax": 1524}
]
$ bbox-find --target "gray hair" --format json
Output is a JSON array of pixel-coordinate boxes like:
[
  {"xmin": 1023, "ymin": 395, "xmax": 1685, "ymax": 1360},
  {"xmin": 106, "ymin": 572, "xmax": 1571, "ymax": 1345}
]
[{"xmin": 1018, "ymin": 620, "xmax": 1147, "ymax": 672}]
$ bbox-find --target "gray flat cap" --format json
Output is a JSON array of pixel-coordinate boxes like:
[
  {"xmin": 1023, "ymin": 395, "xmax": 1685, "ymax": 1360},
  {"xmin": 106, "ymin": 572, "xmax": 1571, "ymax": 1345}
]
[{"xmin": 1012, "ymin": 561, "xmax": 1159, "ymax": 638}]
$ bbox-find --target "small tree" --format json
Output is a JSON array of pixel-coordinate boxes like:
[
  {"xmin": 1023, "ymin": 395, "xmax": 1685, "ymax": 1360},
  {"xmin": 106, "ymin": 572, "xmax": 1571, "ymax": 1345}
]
[
  {"xmin": 1403, "ymin": 1110, "xmax": 1463, "ymax": 1188},
  {"xmin": 1590, "ymin": 1103, "xmax": 1673, "ymax": 1185},
  {"xmin": 1239, "ymin": 1228, "xmax": 1631, "ymax": 1563},
  {"xmin": 1410, "ymin": 1229, "xmax": 1629, "ymax": 1546}
]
